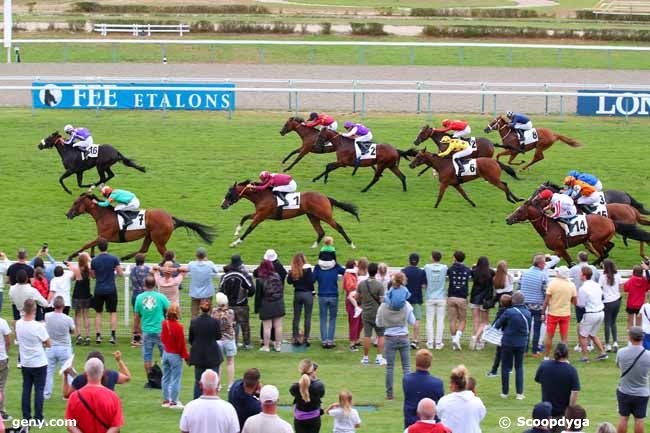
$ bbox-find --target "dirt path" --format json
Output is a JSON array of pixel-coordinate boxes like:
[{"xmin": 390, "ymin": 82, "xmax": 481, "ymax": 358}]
[{"xmin": 1, "ymin": 63, "xmax": 648, "ymax": 114}]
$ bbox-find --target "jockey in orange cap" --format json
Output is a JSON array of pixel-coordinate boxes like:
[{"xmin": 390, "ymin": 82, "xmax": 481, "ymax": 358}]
[
  {"xmin": 564, "ymin": 176, "xmax": 601, "ymax": 213},
  {"xmin": 433, "ymin": 119, "xmax": 471, "ymax": 140}
]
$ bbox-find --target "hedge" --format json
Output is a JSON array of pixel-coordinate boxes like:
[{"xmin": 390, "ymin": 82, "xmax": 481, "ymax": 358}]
[
  {"xmin": 421, "ymin": 24, "xmax": 650, "ymax": 41},
  {"xmin": 411, "ymin": 8, "xmax": 544, "ymax": 18},
  {"xmin": 576, "ymin": 10, "xmax": 650, "ymax": 22},
  {"xmin": 70, "ymin": 2, "xmax": 270, "ymax": 14},
  {"xmin": 350, "ymin": 22, "xmax": 386, "ymax": 36}
]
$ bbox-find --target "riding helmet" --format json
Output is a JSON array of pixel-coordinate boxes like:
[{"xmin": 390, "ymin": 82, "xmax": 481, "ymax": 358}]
[
  {"xmin": 309, "ymin": 112, "xmax": 318, "ymax": 120},
  {"xmin": 259, "ymin": 170, "xmax": 271, "ymax": 180},
  {"xmin": 440, "ymin": 136, "xmax": 451, "ymax": 143},
  {"xmin": 343, "ymin": 121, "xmax": 355, "ymax": 129},
  {"xmin": 64, "ymin": 124, "xmax": 74, "ymax": 133},
  {"xmin": 101, "ymin": 186, "xmax": 113, "ymax": 196},
  {"xmin": 506, "ymin": 111, "xmax": 514, "ymax": 117},
  {"xmin": 563, "ymin": 176, "xmax": 576, "ymax": 185},
  {"xmin": 538, "ymin": 189, "xmax": 553, "ymax": 200},
  {"xmin": 442, "ymin": 119, "xmax": 450, "ymax": 126}
]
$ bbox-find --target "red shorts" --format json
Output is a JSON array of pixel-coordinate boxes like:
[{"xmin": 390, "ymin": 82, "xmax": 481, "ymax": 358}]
[{"xmin": 546, "ymin": 314, "xmax": 570, "ymax": 337}]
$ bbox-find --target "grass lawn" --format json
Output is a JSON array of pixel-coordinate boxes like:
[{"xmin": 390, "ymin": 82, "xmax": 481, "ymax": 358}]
[{"xmin": 1, "ymin": 109, "xmax": 649, "ymax": 268}]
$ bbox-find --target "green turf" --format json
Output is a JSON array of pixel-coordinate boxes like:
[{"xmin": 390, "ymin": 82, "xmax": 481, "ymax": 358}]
[{"xmin": 1, "ymin": 109, "xmax": 650, "ymax": 269}]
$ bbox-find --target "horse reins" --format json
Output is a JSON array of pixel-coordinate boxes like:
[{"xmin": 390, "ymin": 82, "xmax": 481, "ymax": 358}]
[{"xmin": 238, "ymin": 184, "xmax": 253, "ymax": 197}]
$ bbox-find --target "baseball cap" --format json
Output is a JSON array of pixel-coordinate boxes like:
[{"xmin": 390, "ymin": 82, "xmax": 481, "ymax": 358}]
[
  {"xmin": 196, "ymin": 247, "xmax": 207, "ymax": 259},
  {"xmin": 264, "ymin": 249, "xmax": 278, "ymax": 262},
  {"xmin": 532, "ymin": 402, "xmax": 552, "ymax": 421},
  {"xmin": 260, "ymin": 385, "xmax": 279, "ymax": 404}
]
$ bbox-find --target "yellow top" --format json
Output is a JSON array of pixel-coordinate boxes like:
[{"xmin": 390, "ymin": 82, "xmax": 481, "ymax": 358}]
[{"xmin": 437, "ymin": 139, "xmax": 468, "ymax": 158}]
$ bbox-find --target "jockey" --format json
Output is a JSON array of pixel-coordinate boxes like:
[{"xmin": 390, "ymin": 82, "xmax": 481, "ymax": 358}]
[
  {"xmin": 342, "ymin": 121, "xmax": 374, "ymax": 166},
  {"xmin": 567, "ymin": 170, "xmax": 603, "ymax": 191},
  {"xmin": 253, "ymin": 171, "xmax": 297, "ymax": 207},
  {"xmin": 564, "ymin": 176, "xmax": 600, "ymax": 213},
  {"xmin": 438, "ymin": 135, "xmax": 473, "ymax": 175},
  {"xmin": 505, "ymin": 111, "xmax": 533, "ymax": 147},
  {"xmin": 433, "ymin": 119, "xmax": 471, "ymax": 140},
  {"xmin": 63, "ymin": 124, "xmax": 94, "ymax": 154},
  {"xmin": 96, "ymin": 186, "xmax": 140, "ymax": 228},
  {"xmin": 538, "ymin": 189, "xmax": 577, "ymax": 225},
  {"xmin": 304, "ymin": 112, "xmax": 338, "ymax": 131}
]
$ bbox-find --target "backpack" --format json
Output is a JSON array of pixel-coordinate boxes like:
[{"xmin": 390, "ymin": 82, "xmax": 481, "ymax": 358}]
[
  {"xmin": 147, "ymin": 363, "xmax": 163, "ymax": 389},
  {"xmin": 221, "ymin": 272, "xmax": 252, "ymax": 305},
  {"xmin": 263, "ymin": 274, "xmax": 283, "ymax": 303}
]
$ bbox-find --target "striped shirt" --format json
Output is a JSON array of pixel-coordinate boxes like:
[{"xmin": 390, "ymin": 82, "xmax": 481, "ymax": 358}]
[{"xmin": 518, "ymin": 266, "xmax": 548, "ymax": 305}]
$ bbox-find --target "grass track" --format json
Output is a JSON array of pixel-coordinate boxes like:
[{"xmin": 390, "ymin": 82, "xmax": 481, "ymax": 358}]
[{"xmin": 1, "ymin": 109, "xmax": 649, "ymax": 268}]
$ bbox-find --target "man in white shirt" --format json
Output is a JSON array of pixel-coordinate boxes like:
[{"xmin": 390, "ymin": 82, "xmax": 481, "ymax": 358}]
[
  {"xmin": 9, "ymin": 270, "xmax": 48, "ymax": 319},
  {"xmin": 15, "ymin": 299, "xmax": 51, "ymax": 421},
  {"xmin": 180, "ymin": 369, "xmax": 239, "ymax": 433},
  {"xmin": 242, "ymin": 385, "xmax": 293, "ymax": 433},
  {"xmin": 570, "ymin": 252, "xmax": 599, "ymax": 353},
  {"xmin": 0, "ymin": 314, "xmax": 12, "ymax": 421},
  {"xmin": 49, "ymin": 266, "xmax": 74, "ymax": 315},
  {"xmin": 577, "ymin": 267, "xmax": 607, "ymax": 363},
  {"xmin": 44, "ymin": 296, "xmax": 75, "ymax": 400}
]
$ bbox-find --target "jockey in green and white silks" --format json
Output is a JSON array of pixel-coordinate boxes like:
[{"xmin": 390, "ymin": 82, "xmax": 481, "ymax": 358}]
[{"xmin": 96, "ymin": 186, "xmax": 141, "ymax": 228}]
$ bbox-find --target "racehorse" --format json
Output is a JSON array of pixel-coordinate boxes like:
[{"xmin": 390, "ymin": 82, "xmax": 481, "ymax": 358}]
[
  {"xmin": 66, "ymin": 193, "xmax": 215, "ymax": 261},
  {"xmin": 38, "ymin": 131, "xmax": 146, "ymax": 194},
  {"xmin": 506, "ymin": 199, "xmax": 616, "ymax": 266},
  {"xmin": 605, "ymin": 190, "xmax": 650, "ymax": 215},
  {"xmin": 484, "ymin": 115, "xmax": 582, "ymax": 170},
  {"xmin": 221, "ymin": 181, "xmax": 359, "ymax": 248},
  {"xmin": 408, "ymin": 149, "xmax": 522, "ymax": 207},
  {"xmin": 535, "ymin": 182, "xmax": 650, "ymax": 258},
  {"xmin": 313, "ymin": 128, "xmax": 413, "ymax": 192}
]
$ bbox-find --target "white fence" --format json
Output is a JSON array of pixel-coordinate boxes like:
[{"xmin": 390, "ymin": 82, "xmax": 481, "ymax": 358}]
[{"xmin": 93, "ymin": 24, "xmax": 190, "ymax": 37}]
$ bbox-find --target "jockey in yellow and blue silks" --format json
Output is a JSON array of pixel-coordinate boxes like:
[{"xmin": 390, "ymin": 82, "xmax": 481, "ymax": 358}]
[
  {"xmin": 438, "ymin": 135, "xmax": 473, "ymax": 175},
  {"xmin": 567, "ymin": 170, "xmax": 603, "ymax": 192},
  {"xmin": 96, "ymin": 186, "xmax": 141, "ymax": 228}
]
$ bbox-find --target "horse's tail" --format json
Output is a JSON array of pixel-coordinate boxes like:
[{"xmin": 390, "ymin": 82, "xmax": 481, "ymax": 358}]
[
  {"xmin": 497, "ymin": 161, "xmax": 520, "ymax": 180},
  {"xmin": 398, "ymin": 148, "xmax": 418, "ymax": 161},
  {"xmin": 492, "ymin": 143, "xmax": 510, "ymax": 149},
  {"xmin": 118, "ymin": 152, "xmax": 146, "ymax": 173},
  {"xmin": 627, "ymin": 193, "xmax": 650, "ymax": 215},
  {"xmin": 172, "ymin": 217, "xmax": 216, "ymax": 244},
  {"xmin": 614, "ymin": 222, "xmax": 650, "ymax": 242},
  {"xmin": 328, "ymin": 197, "xmax": 360, "ymax": 222},
  {"xmin": 556, "ymin": 134, "xmax": 582, "ymax": 148}
]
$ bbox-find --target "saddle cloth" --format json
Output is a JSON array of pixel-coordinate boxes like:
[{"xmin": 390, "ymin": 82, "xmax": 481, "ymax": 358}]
[
  {"xmin": 81, "ymin": 144, "xmax": 100, "ymax": 160},
  {"xmin": 468, "ymin": 137, "xmax": 477, "ymax": 149},
  {"xmin": 521, "ymin": 129, "xmax": 539, "ymax": 145},
  {"xmin": 117, "ymin": 210, "xmax": 146, "ymax": 231},
  {"xmin": 563, "ymin": 214, "xmax": 588, "ymax": 237},
  {"xmin": 276, "ymin": 192, "xmax": 301, "ymax": 210},
  {"xmin": 359, "ymin": 143, "xmax": 377, "ymax": 161},
  {"xmin": 456, "ymin": 159, "xmax": 477, "ymax": 177}
]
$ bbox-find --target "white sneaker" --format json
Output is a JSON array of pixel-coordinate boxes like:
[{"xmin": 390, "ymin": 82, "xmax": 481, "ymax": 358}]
[
  {"xmin": 516, "ymin": 394, "xmax": 525, "ymax": 400},
  {"xmin": 376, "ymin": 357, "xmax": 387, "ymax": 366},
  {"xmin": 259, "ymin": 346, "xmax": 270, "ymax": 352},
  {"xmin": 573, "ymin": 344, "xmax": 581, "ymax": 352},
  {"xmin": 605, "ymin": 344, "xmax": 612, "ymax": 352},
  {"xmin": 161, "ymin": 401, "xmax": 171, "ymax": 408},
  {"xmin": 426, "ymin": 342, "xmax": 434, "ymax": 350},
  {"xmin": 360, "ymin": 357, "xmax": 369, "ymax": 365},
  {"xmin": 612, "ymin": 342, "xmax": 619, "ymax": 351},
  {"xmin": 500, "ymin": 394, "xmax": 508, "ymax": 399},
  {"xmin": 435, "ymin": 343, "xmax": 444, "ymax": 350},
  {"xmin": 469, "ymin": 336, "xmax": 477, "ymax": 351},
  {"xmin": 353, "ymin": 307, "xmax": 363, "ymax": 318}
]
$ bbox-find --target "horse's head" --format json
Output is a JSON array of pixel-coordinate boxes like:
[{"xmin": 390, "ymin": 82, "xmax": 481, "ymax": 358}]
[
  {"xmin": 66, "ymin": 193, "xmax": 95, "ymax": 219},
  {"xmin": 484, "ymin": 116, "xmax": 506, "ymax": 134},
  {"xmin": 414, "ymin": 125, "xmax": 432, "ymax": 146},
  {"xmin": 280, "ymin": 116, "xmax": 303, "ymax": 136},
  {"xmin": 316, "ymin": 127, "xmax": 336, "ymax": 146},
  {"xmin": 506, "ymin": 201, "xmax": 533, "ymax": 225},
  {"xmin": 38, "ymin": 131, "xmax": 63, "ymax": 150},
  {"xmin": 221, "ymin": 181, "xmax": 252, "ymax": 209},
  {"xmin": 530, "ymin": 181, "xmax": 562, "ymax": 201},
  {"xmin": 409, "ymin": 148, "xmax": 431, "ymax": 169}
]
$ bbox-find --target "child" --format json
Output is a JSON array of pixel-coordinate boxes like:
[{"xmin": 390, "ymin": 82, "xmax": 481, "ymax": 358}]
[
  {"xmin": 326, "ymin": 390, "xmax": 361, "ymax": 433},
  {"xmin": 623, "ymin": 265, "xmax": 650, "ymax": 329},
  {"xmin": 385, "ymin": 272, "xmax": 411, "ymax": 311},
  {"xmin": 343, "ymin": 260, "xmax": 362, "ymax": 351},
  {"xmin": 318, "ymin": 236, "xmax": 337, "ymax": 270},
  {"xmin": 640, "ymin": 296, "xmax": 650, "ymax": 350},
  {"xmin": 486, "ymin": 294, "xmax": 512, "ymax": 377}
]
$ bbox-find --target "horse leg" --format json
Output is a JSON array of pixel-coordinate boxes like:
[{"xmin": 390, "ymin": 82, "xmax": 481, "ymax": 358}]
[
  {"xmin": 417, "ymin": 166, "xmax": 430, "ymax": 177},
  {"xmin": 521, "ymin": 148, "xmax": 544, "ymax": 171},
  {"xmin": 312, "ymin": 162, "xmax": 341, "ymax": 183},
  {"xmin": 121, "ymin": 236, "xmax": 152, "ymax": 261},
  {"xmin": 234, "ymin": 213, "xmax": 254, "ymax": 237},
  {"xmin": 507, "ymin": 151, "xmax": 523, "ymax": 166},
  {"xmin": 492, "ymin": 180, "xmax": 520, "ymax": 203},
  {"xmin": 322, "ymin": 216, "xmax": 355, "ymax": 248},
  {"xmin": 452, "ymin": 184, "xmax": 476, "ymax": 208},
  {"xmin": 59, "ymin": 169, "xmax": 75, "ymax": 194},
  {"xmin": 555, "ymin": 249, "xmax": 573, "ymax": 266},
  {"xmin": 75, "ymin": 171, "xmax": 91, "ymax": 188},
  {"xmin": 283, "ymin": 150, "xmax": 308, "ymax": 172},
  {"xmin": 388, "ymin": 166, "xmax": 407, "ymax": 192},
  {"xmin": 361, "ymin": 166, "xmax": 386, "ymax": 193},
  {"xmin": 103, "ymin": 167, "xmax": 116, "ymax": 184},
  {"xmin": 306, "ymin": 214, "xmax": 326, "ymax": 249},
  {"xmin": 434, "ymin": 183, "xmax": 450, "ymax": 208},
  {"xmin": 282, "ymin": 148, "xmax": 300, "ymax": 164},
  {"xmin": 230, "ymin": 217, "xmax": 262, "ymax": 247},
  {"xmin": 68, "ymin": 238, "xmax": 100, "ymax": 261}
]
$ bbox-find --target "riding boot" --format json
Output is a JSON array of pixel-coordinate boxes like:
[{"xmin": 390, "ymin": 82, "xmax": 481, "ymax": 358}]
[
  {"xmin": 517, "ymin": 130, "xmax": 526, "ymax": 149},
  {"xmin": 455, "ymin": 160, "xmax": 464, "ymax": 176},
  {"xmin": 275, "ymin": 192, "xmax": 289, "ymax": 207},
  {"xmin": 116, "ymin": 210, "xmax": 132, "ymax": 228}
]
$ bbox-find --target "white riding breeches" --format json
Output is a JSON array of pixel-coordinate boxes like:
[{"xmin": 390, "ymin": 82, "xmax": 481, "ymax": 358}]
[
  {"xmin": 272, "ymin": 180, "xmax": 297, "ymax": 193},
  {"xmin": 452, "ymin": 146, "xmax": 474, "ymax": 162},
  {"xmin": 72, "ymin": 136, "xmax": 94, "ymax": 150},
  {"xmin": 354, "ymin": 132, "xmax": 374, "ymax": 158},
  {"xmin": 513, "ymin": 121, "xmax": 532, "ymax": 130},
  {"xmin": 452, "ymin": 126, "xmax": 471, "ymax": 138},
  {"xmin": 577, "ymin": 192, "xmax": 599, "ymax": 206},
  {"xmin": 115, "ymin": 198, "xmax": 140, "ymax": 212},
  {"xmin": 558, "ymin": 204, "xmax": 577, "ymax": 219},
  {"xmin": 327, "ymin": 121, "xmax": 338, "ymax": 131}
]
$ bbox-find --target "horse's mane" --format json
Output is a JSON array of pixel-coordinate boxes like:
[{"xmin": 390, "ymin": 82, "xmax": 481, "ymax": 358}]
[
  {"xmin": 79, "ymin": 192, "xmax": 100, "ymax": 200},
  {"xmin": 236, "ymin": 180, "xmax": 251, "ymax": 187},
  {"xmin": 292, "ymin": 116, "xmax": 304, "ymax": 123},
  {"xmin": 542, "ymin": 181, "xmax": 563, "ymax": 192}
]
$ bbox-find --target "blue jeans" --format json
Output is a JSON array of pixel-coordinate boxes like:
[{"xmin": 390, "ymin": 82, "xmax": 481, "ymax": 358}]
[
  {"xmin": 22, "ymin": 365, "xmax": 47, "ymax": 420},
  {"xmin": 142, "ymin": 332, "xmax": 163, "ymax": 363},
  {"xmin": 45, "ymin": 345, "xmax": 72, "ymax": 398},
  {"xmin": 318, "ymin": 296, "xmax": 338, "ymax": 343},
  {"xmin": 527, "ymin": 308, "xmax": 542, "ymax": 354},
  {"xmin": 162, "ymin": 352, "xmax": 183, "ymax": 403},
  {"xmin": 0, "ymin": 291, "xmax": 4, "ymax": 312},
  {"xmin": 501, "ymin": 345, "xmax": 525, "ymax": 395},
  {"xmin": 384, "ymin": 335, "xmax": 411, "ymax": 398}
]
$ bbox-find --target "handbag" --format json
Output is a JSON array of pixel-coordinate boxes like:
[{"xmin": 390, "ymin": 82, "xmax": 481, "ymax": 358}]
[{"xmin": 481, "ymin": 325, "xmax": 503, "ymax": 346}]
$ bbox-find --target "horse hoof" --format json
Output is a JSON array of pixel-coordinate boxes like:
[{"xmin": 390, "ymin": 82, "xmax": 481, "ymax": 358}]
[
  {"xmin": 350, "ymin": 243, "xmax": 356, "ymax": 249},
  {"xmin": 229, "ymin": 239, "xmax": 242, "ymax": 248},
  {"xmin": 88, "ymin": 185, "xmax": 95, "ymax": 192},
  {"xmin": 234, "ymin": 225, "xmax": 242, "ymax": 237},
  {"xmin": 311, "ymin": 241, "xmax": 318, "ymax": 249}
]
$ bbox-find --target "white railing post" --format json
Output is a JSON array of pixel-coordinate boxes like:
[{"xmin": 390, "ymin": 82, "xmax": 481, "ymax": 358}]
[{"xmin": 123, "ymin": 266, "xmax": 130, "ymax": 326}]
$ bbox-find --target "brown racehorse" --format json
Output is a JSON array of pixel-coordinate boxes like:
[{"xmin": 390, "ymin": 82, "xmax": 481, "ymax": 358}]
[
  {"xmin": 506, "ymin": 199, "xmax": 616, "ymax": 266},
  {"xmin": 313, "ymin": 128, "xmax": 413, "ymax": 192},
  {"xmin": 484, "ymin": 115, "xmax": 582, "ymax": 170},
  {"xmin": 221, "ymin": 181, "xmax": 360, "ymax": 248},
  {"xmin": 280, "ymin": 117, "xmax": 336, "ymax": 171},
  {"xmin": 66, "ymin": 193, "xmax": 215, "ymax": 261},
  {"xmin": 535, "ymin": 182, "xmax": 650, "ymax": 258},
  {"xmin": 408, "ymin": 149, "xmax": 522, "ymax": 207}
]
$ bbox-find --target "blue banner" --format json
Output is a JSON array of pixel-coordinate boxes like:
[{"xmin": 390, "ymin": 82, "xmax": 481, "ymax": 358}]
[
  {"xmin": 577, "ymin": 90, "xmax": 650, "ymax": 117},
  {"xmin": 32, "ymin": 82, "xmax": 235, "ymax": 111}
]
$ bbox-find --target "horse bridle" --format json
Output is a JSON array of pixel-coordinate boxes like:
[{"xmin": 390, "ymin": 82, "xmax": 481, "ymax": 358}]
[
  {"xmin": 237, "ymin": 183, "xmax": 253, "ymax": 198},
  {"xmin": 487, "ymin": 118, "xmax": 513, "ymax": 140}
]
